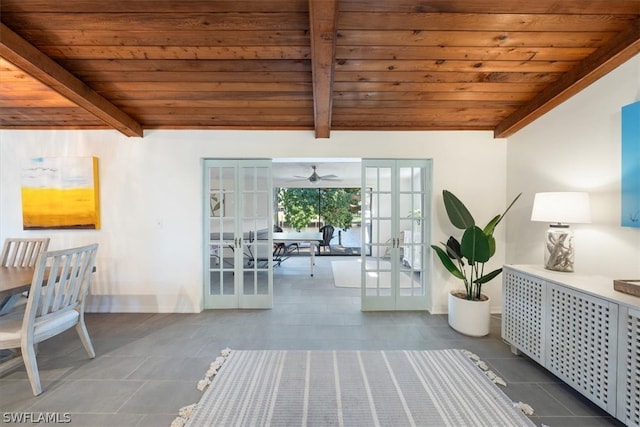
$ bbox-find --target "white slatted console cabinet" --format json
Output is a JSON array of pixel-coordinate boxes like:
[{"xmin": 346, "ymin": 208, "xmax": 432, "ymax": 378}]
[{"xmin": 502, "ymin": 265, "xmax": 640, "ymax": 427}]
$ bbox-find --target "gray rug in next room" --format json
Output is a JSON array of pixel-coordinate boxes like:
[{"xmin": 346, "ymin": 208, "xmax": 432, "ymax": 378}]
[{"xmin": 331, "ymin": 259, "xmax": 417, "ymax": 288}]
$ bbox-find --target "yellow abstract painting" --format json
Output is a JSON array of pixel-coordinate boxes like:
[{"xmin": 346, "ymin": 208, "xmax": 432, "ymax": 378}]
[{"xmin": 21, "ymin": 157, "xmax": 100, "ymax": 230}]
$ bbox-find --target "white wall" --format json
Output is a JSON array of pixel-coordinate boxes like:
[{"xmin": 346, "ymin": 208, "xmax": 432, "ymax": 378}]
[
  {"xmin": 0, "ymin": 129, "xmax": 508, "ymax": 313},
  {"xmin": 506, "ymin": 54, "xmax": 640, "ymax": 279}
]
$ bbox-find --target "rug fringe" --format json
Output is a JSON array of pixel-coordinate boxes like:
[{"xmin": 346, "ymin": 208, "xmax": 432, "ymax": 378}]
[
  {"xmin": 461, "ymin": 349, "xmax": 534, "ymax": 416},
  {"xmin": 170, "ymin": 415, "xmax": 187, "ymax": 427},
  {"xmin": 461, "ymin": 350, "xmax": 507, "ymax": 386},
  {"xmin": 170, "ymin": 348, "xmax": 232, "ymax": 427},
  {"xmin": 514, "ymin": 401, "xmax": 535, "ymax": 416},
  {"xmin": 170, "ymin": 404, "xmax": 197, "ymax": 427}
]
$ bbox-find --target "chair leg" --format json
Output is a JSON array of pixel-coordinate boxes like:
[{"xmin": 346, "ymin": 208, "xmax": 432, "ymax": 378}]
[
  {"xmin": 21, "ymin": 342, "xmax": 42, "ymax": 395},
  {"xmin": 75, "ymin": 318, "xmax": 96, "ymax": 358}
]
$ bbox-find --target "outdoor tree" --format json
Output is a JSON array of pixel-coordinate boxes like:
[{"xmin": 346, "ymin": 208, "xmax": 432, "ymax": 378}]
[
  {"xmin": 277, "ymin": 188, "xmax": 318, "ymax": 231},
  {"xmin": 278, "ymin": 188, "xmax": 360, "ymax": 231},
  {"xmin": 320, "ymin": 188, "xmax": 359, "ymax": 230}
]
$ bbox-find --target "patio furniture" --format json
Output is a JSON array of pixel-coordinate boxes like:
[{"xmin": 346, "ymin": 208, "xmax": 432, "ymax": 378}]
[
  {"xmin": 273, "ymin": 231, "xmax": 322, "ymax": 276},
  {"xmin": 273, "ymin": 225, "xmax": 299, "ymax": 264},
  {"xmin": 318, "ymin": 225, "xmax": 335, "ymax": 254}
]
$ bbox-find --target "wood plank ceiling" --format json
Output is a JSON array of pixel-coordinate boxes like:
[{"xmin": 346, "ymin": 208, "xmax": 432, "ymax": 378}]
[{"xmin": 1, "ymin": 0, "xmax": 639, "ymax": 139}]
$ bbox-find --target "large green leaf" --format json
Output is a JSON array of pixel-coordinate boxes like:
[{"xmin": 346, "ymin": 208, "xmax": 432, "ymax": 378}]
[
  {"xmin": 484, "ymin": 192, "xmax": 522, "ymax": 234},
  {"xmin": 487, "ymin": 234, "xmax": 496, "ymax": 258},
  {"xmin": 445, "ymin": 236, "xmax": 462, "ymax": 260},
  {"xmin": 474, "ymin": 268, "xmax": 503, "ymax": 284},
  {"xmin": 444, "ymin": 239, "xmax": 465, "ymax": 267},
  {"xmin": 483, "ymin": 214, "xmax": 501, "ymax": 236},
  {"xmin": 460, "ymin": 226, "xmax": 491, "ymax": 264},
  {"xmin": 431, "ymin": 245, "xmax": 465, "ymax": 280},
  {"xmin": 442, "ymin": 190, "xmax": 474, "ymax": 230}
]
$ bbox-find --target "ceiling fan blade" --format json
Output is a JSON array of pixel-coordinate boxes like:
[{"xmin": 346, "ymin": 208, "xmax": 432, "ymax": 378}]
[{"xmin": 287, "ymin": 166, "xmax": 342, "ymax": 183}]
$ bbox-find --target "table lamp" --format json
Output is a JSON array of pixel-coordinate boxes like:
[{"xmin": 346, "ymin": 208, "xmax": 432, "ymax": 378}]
[{"xmin": 530, "ymin": 192, "xmax": 591, "ymax": 272}]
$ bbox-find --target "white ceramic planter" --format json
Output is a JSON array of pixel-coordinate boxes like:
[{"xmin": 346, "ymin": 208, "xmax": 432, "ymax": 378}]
[{"xmin": 448, "ymin": 291, "xmax": 491, "ymax": 337}]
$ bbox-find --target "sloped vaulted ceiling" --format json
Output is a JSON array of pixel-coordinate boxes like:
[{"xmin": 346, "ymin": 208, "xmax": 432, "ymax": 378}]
[{"xmin": 1, "ymin": 0, "xmax": 639, "ymax": 138}]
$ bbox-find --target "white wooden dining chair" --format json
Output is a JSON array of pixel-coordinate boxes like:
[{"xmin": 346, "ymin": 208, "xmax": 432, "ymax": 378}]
[
  {"xmin": 1, "ymin": 237, "xmax": 50, "ymax": 268},
  {"xmin": 0, "ymin": 237, "xmax": 50, "ymax": 315},
  {"xmin": 0, "ymin": 243, "xmax": 99, "ymax": 395}
]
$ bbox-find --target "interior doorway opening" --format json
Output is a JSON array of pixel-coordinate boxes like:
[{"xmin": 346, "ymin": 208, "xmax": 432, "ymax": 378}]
[
  {"xmin": 202, "ymin": 158, "xmax": 431, "ymax": 311},
  {"xmin": 275, "ymin": 187, "xmax": 364, "ymax": 256},
  {"xmin": 272, "ymin": 158, "xmax": 365, "ymax": 257}
]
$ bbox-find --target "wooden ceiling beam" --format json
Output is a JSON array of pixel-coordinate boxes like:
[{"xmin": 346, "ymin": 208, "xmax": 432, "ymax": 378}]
[
  {"xmin": 309, "ymin": 0, "xmax": 338, "ymax": 139},
  {"xmin": 0, "ymin": 23, "xmax": 143, "ymax": 137},
  {"xmin": 494, "ymin": 22, "xmax": 640, "ymax": 138}
]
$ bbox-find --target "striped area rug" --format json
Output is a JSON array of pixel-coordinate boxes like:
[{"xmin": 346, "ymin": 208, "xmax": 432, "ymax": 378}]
[{"xmin": 181, "ymin": 349, "xmax": 535, "ymax": 427}]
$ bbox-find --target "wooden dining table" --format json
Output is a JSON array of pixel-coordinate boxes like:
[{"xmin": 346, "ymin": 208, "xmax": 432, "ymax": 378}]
[
  {"xmin": 0, "ymin": 266, "xmax": 36, "ymax": 300},
  {"xmin": 1, "ymin": 265, "xmax": 97, "ymax": 301},
  {"xmin": 0, "ymin": 266, "xmax": 37, "ymax": 316},
  {"xmin": 0, "ymin": 266, "xmax": 36, "ymax": 375}
]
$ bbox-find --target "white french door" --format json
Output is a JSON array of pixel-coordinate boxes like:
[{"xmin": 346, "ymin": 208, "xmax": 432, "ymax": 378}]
[
  {"xmin": 361, "ymin": 159, "xmax": 431, "ymax": 311},
  {"xmin": 203, "ymin": 159, "xmax": 273, "ymax": 309}
]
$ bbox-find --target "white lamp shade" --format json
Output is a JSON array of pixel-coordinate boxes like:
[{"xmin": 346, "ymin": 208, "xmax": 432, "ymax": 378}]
[{"xmin": 531, "ymin": 192, "xmax": 591, "ymax": 224}]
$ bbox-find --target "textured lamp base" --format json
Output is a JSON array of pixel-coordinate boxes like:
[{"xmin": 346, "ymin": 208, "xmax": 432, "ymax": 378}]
[{"xmin": 544, "ymin": 225, "xmax": 574, "ymax": 272}]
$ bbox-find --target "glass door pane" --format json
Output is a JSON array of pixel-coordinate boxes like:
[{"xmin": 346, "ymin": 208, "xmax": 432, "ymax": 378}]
[
  {"xmin": 204, "ymin": 160, "xmax": 273, "ymax": 310},
  {"xmin": 206, "ymin": 164, "xmax": 237, "ymax": 308},
  {"xmin": 362, "ymin": 163, "xmax": 397, "ymax": 310},
  {"xmin": 362, "ymin": 159, "xmax": 431, "ymax": 311},
  {"xmin": 398, "ymin": 165, "xmax": 428, "ymax": 308},
  {"xmin": 239, "ymin": 164, "xmax": 272, "ymax": 308}
]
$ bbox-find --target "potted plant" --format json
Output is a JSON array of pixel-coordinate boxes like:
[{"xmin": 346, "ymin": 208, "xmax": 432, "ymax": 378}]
[{"xmin": 431, "ymin": 190, "xmax": 521, "ymax": 336}]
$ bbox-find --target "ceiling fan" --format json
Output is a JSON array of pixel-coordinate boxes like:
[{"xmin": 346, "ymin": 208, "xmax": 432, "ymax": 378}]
[{"xmin": 292, "ymin": 165, "xmax": 341, "ymax": 183}]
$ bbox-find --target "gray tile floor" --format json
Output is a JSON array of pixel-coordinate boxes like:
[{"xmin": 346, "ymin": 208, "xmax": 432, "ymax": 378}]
[{"xmin": 0, "ymin": 256, "xmax": 623, "ymax": 426}]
